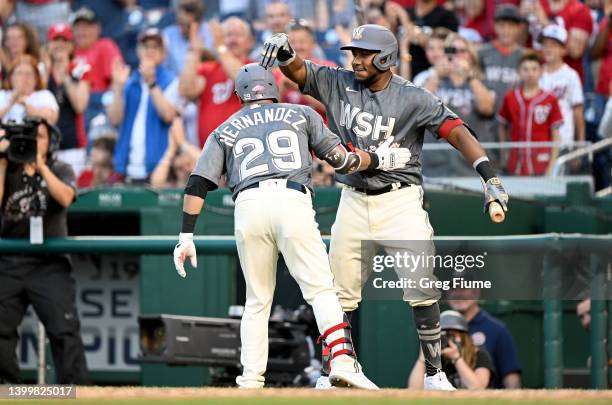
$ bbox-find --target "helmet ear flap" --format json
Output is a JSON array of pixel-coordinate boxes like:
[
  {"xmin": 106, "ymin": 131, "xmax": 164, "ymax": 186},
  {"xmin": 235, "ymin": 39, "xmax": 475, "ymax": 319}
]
[{"xmin": 373, "ymin": 49, "xmax": 398, "ymax": 71}]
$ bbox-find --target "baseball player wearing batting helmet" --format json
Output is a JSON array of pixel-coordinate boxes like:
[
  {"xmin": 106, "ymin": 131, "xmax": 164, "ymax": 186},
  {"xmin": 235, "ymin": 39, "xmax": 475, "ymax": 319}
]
[
  {"xmin": 173, "ymin": 63, "xmax": 413, "ymax": 389},
  {"xmin": 261, "ymin": 24, "xmax": 509, "ymax": 390}
]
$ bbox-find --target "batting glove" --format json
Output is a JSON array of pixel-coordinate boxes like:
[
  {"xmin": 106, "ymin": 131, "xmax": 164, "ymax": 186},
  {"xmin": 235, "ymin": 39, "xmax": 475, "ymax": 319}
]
[
  {"xmin": 260, "ymin": 33, "xmax": 295, "ymax": 68},
  {"xmin": 375, "ymin": 136, "xmax": 412, "ymax": 171},
  {"xmin": 483, "ymin": 177, "xmax": 509, "ymax": 213},
  {"xmin": 173, "ymin": 232, "xmax": 197, "ymax": 278}
]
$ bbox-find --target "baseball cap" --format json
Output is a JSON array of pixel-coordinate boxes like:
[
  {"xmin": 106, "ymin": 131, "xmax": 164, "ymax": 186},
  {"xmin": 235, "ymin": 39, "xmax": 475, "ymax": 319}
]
[
  {"xmin": 494, "ymin": 4, "xmax": 524, "ymax": 23},
  {"xmin": 138, "ymin": 27, "xmax": 164, "ymax": 45},
  {"xmin": 539, "ymin": 24, "xmax": 568, "ymax": 45},
  {"xmin": 48, "ymin": 23, "xmax": 73, "ymax": 41},
  {"xmin": 440, "ymin": 310, "xmax": 469, "ymax": 333},
  {"xmin": 71, "ymin": 6, "xmax": 98, "ymax": 24}
]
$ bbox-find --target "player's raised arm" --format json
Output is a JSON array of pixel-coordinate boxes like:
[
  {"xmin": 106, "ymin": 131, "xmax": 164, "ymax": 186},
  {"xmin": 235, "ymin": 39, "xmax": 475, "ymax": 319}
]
[{"xmin": 260, "ymin": 33, "xmax": 307, "ymax": 88}]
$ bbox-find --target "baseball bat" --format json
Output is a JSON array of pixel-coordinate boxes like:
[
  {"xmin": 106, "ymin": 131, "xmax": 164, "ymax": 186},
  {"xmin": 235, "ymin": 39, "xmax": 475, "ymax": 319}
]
[{"xmin": 488, "ymin": 201, "xmax": 505, "ymax": 224}]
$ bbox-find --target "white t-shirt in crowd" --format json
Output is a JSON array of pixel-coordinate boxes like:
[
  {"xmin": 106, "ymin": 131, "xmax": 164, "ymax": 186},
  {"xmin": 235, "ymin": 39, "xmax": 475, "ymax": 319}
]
[
  {"xmin": 126, "ymin": 78, "xmax": 182, "ymax": 180},
  {"xmin": 539, "ymin": 64, "xmax": 584, "ymax": 149},
  {"xmin": 413, "ymin": 67, "xmax": 435, "ymax": 88},
  {"xmin": 0, "ymin": 90, "xmax": 59, "ymax": 123}
]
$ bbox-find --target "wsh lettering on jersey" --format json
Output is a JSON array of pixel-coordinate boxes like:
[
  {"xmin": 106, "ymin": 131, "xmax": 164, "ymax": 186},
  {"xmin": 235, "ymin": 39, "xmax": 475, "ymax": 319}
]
[{"xmin": 339, "ymin": 100, "xmax": 396, "ymax": 140}]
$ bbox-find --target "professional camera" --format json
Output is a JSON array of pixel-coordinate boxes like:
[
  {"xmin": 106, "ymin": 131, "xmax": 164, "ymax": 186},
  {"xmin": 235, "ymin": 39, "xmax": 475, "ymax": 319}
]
[
  {"xmin": 441, "ymin": 331, "xmax": 450, "ymax": 349},
  {"xmin": 139, "ymin": 305, "xmax": 321, "ymax": 387},
  {"xmin": 0, "ymin": 118, "xmax": 41, "ymax": 163},
  {"xmin": 440, "ymin": 331, "xmax": 462, "ymax": 353}
]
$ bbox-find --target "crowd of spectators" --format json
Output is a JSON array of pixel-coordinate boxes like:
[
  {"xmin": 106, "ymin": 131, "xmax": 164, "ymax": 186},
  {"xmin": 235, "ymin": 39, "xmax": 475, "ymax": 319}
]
[{"xmin": 0, "ymin": 0, "xmax": 610, "ymax": 190}]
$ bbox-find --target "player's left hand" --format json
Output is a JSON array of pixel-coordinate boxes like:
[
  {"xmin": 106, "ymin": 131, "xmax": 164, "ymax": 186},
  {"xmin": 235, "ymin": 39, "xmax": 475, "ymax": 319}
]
[
  {"xmin": 483, "ymin": 177, "xmax": 509, "ymax": 213},
  {"xmin": 260, "ymin": 33, "xmax": 295, "ymax": 68},
  {"xmin": 173, "ymin": 232, "xmax": 197, "ymax": 278},
  {"xmin": 375, "ymin": 136, "xmax": 412, "ymax": 171}
]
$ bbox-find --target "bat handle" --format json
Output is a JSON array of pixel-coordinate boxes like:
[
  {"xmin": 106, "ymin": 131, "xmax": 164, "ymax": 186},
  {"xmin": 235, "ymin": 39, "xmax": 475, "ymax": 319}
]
[{"xmin": 488, "ymin": 201, "xmax": 505, "ymax": 224}]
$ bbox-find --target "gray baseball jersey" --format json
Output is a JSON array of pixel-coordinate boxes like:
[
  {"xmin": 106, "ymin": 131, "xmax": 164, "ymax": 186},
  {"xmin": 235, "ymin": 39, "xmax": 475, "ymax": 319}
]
[
  {"xmin": 478, "ymin": 44, "xmax": 523, "ymax": 159},
  {"xmin": 192, "ymin": 102, "xmax": 341, "ymax": 199},
  {"xmin": 478, "ymin": 43, "xmax": 523, "ymax": 113},
  {"xmin": 301, "ymin": 60, "xmax": 461, "ymax": 189}
]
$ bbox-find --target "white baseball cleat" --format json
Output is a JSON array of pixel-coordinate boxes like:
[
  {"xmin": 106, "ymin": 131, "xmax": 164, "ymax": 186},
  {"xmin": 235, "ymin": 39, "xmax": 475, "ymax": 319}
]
[
  {"xmin": 328, "ymin": 355, "xmax": 379, "ymax": 390},
  {"xmin": 236, "ymin": 375, "xmax": 264, "ymax": 389},
  {"xmin": 315, "ymin": 376, "xmax": 335, "ymax": 389},
  {"xmin": 424, "ymin": 371, "xmax": 456, "ymax": 390}
]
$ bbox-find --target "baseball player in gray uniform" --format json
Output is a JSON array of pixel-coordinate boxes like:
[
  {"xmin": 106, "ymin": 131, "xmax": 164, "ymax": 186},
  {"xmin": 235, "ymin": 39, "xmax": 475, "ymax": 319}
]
[
  {"xmin": 260, "ymin": 24, "xmax": 509, "ymax": 390},
  {"xmin": 173, "ymin": 63, "xmax": 412, "ymax": 389}
]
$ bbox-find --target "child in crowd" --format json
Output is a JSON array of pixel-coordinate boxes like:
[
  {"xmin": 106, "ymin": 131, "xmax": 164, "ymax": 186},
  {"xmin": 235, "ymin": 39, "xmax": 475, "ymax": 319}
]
[
  {"xmin": 538, "ymin": 25, "xmax": 585, "ymax": 154},
  {"xmin": 498, "ymin": 51, "xmax": 563, "ymax": 175}
]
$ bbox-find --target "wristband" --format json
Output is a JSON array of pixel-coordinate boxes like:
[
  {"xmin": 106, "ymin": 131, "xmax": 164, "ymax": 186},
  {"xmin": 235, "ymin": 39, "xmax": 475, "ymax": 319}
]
[
  {"xmin": 277, "ymin": 53, "xmax": 296, "ymax": 66},
  {"xmin": 473, "ymin": 157, "xmax": 496, "ymax": 182},
  {"xmin": 182, "ymin": 212, "xmax": 198, "ymax": 233},
  {"xmin": 148, "ymin": 81, "xmax": 158, "ymax": 90},
  {"xmin": 451, "ymin": 355, "xmax": 461, "ymax": 365},
  {"xmin": 366, "ymin": 152, "xmax": 380, "ymax": 170}
]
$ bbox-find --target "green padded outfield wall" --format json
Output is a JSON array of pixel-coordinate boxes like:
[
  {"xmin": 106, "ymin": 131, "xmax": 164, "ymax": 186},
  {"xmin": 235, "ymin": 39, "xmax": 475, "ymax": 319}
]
[
  {"xmin": 139, "ymin": 191, "xmax": 238, "ymax": 386},
  {"xmin": 66, "ymin": 183, "xmax": 611, "ymax": 388}
]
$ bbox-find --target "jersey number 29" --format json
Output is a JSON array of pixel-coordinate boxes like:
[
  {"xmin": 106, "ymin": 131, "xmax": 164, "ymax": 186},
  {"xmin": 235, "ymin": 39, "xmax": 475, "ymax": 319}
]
[{"xmin": 233, "ymin": 130, "xmax": 303, "ymax": 180}]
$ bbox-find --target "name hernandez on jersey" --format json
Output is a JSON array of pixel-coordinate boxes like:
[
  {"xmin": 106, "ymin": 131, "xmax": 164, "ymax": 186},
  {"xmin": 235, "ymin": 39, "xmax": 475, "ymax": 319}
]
[
  {"xmin": 301, "ymin": 60, "xmax": 463, "ymax": 190},
  {"xmin": 191, "ymin": 103, "xmax": 341, "ymax": 199},
  {"xmin": 218, "ymin": 106, "xmax": 308, "ymax": 147}
]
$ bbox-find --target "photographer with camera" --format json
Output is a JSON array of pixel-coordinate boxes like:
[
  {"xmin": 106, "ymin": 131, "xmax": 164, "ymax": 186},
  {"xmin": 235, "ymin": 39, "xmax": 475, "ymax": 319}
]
[
  {"xmin": 0, "ymin": 117, "xmax": 89, "ymax": 384},
  {"xmin": 408, "ymin": 310, "xmax": 494, "ymax": 389}
]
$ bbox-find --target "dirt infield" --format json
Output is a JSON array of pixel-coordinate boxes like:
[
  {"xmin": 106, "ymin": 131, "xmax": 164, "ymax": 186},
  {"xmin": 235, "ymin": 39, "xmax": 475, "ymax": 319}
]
[{"xmin": 75, "ymin": 387, "xmax": 612, "ymax": 401}]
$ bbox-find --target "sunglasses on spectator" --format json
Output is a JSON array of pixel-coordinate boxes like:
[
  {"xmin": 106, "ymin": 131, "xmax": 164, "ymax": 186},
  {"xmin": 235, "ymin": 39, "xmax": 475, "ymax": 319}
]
[{"xmin": 444, "ymin": 47, "xmax": 469, "ymax": 55}]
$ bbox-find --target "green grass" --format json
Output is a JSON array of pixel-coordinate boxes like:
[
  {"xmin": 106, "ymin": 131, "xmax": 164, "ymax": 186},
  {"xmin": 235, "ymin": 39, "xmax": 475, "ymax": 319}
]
[{"xmin": 6, "ymin": 399, "xmax": 609, "ymax": 405}]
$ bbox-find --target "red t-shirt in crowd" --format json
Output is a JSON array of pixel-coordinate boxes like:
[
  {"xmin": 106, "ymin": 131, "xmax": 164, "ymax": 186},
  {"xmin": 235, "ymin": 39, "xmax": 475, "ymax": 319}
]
[
  {"xmin": 196, "ymin": 59, "xmax": 252, "ymax": 146},
  {"xmin": 540, "ymin": 0, "xmax": 593, "ymax": 82},
  {"xmin": 464, "ymin": 0, "xmax": 514, "ymax": 42},
  {"xmin": 281, "ymin": 58, "xmax": 337, "ymax": 124},
  {"xmin": 596, "ymin": 17, "xmax": 612, "ymax": 96},
  {"xmin": 464, "ymin": 11, "xmax": 494, "ymax": 42},
  {"xmin": 76, "ymin": 170, "xmax": 123, "ymax": 188},
  {"xmin": 498, "ymin": 87, "xmax": 564, "ymax": 175},
  {"xmin": 74, "ymin": 38, "xmax": 122, "ymax": 93}
]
